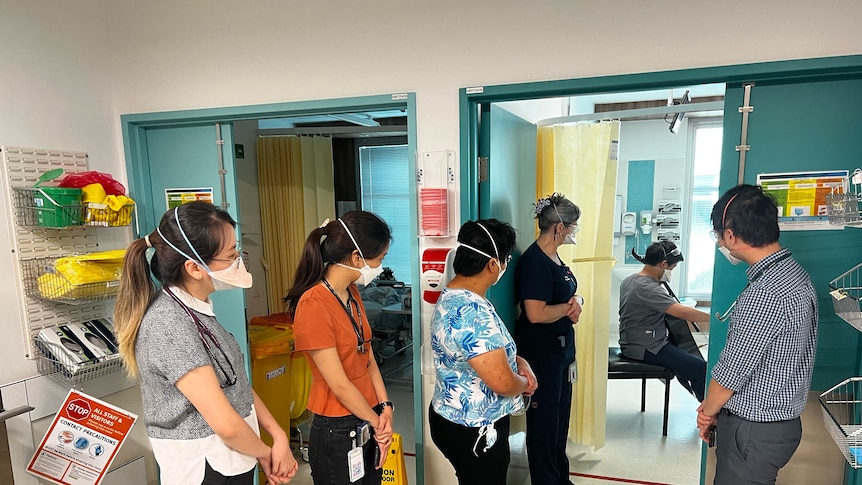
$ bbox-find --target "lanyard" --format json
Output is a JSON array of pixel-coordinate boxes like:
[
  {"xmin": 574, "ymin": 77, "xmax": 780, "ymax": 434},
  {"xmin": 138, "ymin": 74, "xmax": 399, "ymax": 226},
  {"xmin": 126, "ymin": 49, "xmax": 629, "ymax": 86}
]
[
  {"xmin": 162, "ymin": 288, "xmax": 237, "ymax": 388},
  {"xmin": 322, "ymin": 279, "xmax": 368, "ymax": 354}
]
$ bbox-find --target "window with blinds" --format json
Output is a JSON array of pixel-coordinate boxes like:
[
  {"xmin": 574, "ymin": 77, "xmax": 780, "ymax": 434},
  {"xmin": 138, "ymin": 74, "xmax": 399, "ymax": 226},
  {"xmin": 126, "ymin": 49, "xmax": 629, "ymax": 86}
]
[
  {"xmin": 684, "ymin": 123, "xmax": 722, "ymax": 298},
  {"xmin": 359, "ymin": 144, "xmax": 412, "ymax": 285}
]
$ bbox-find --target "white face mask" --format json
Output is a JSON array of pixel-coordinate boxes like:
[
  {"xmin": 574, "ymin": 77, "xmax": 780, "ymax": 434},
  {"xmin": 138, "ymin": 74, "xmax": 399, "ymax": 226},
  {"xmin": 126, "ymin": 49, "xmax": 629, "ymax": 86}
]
[
  {"xmin": 336, "ymin": 261, "xmax": 384, "ymax": 286},
  {"xmin": 336, "ymin": 218, "xmax": 385, "ymax": 286},
  {"xmin": 208, "ymin": 257, "xmax": 253, "ymax": 291},
  {"xmin": 660, "ymin": 269, "xmax": 672, "ymax": 283},
  {"xmin": 158, "ymin": 207, "xmax": 252, "ymax": 292},
  {"xmin": 718, "ymin": 246, "xmax": 743, "ymax": 266},
  {"xmin": 495, "ymin": 265, "xmax": 506, "ymax": 284},
  {"xmin": 554, "ymin": 203, "xmax": 578, "ymax": 245}
]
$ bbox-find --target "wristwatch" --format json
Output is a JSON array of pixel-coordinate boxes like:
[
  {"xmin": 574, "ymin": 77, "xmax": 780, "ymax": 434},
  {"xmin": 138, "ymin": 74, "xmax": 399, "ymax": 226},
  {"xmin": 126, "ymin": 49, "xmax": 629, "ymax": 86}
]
[{"xmin": 373, "ymin": 401, "xmax": 395, "ymax": 415}]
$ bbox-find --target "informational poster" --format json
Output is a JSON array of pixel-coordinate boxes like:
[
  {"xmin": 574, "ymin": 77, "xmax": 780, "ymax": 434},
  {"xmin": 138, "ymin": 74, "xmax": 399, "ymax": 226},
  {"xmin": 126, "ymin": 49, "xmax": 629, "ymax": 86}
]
[
  {"xmin": 27, "ymin": 390, "xmax": 137, "ymax": 485},
  {"xmin": 165, "ymin": 187, "xmax": 214, "ymax": 209},
  {"xmin": 757, "ymin": 170, "xmax": 849, "ymax": 230}
]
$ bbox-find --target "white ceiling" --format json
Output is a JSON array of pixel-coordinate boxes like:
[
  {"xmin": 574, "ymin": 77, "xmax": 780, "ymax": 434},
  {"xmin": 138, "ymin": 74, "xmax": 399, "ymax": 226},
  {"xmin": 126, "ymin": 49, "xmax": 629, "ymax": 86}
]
[
  {"xmin": 498, "ymin": 82, "xmax": 726, "ymax": 124},
  {"xmin": 256, "ymin": 83, "xmax": 726, "ymax": 129},
  {"xmin": 259, "ymin": 109, "xmax": 406, "ymax": 129}
]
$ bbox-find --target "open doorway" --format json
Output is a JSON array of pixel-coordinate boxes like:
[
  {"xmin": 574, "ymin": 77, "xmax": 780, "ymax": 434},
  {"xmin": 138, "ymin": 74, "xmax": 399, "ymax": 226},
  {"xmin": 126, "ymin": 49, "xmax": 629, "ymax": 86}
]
[
  {"xmin": 121, "ymin": 95, "xmax": 422, "ymax": 484},
  {"xmin": 473, "ymin": 84, "xmax": 725, "ymax": 485},
  {"xmin": 233, "ymin": 112, "xmax": 417, "ymax": 483}
]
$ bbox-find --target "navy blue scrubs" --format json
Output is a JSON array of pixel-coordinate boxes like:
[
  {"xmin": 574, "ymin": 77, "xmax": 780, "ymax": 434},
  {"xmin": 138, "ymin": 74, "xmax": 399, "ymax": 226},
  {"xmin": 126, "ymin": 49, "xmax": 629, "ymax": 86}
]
[{"xmin": 514, "ymin": 242, "xmax": 577, "ymax": 485}]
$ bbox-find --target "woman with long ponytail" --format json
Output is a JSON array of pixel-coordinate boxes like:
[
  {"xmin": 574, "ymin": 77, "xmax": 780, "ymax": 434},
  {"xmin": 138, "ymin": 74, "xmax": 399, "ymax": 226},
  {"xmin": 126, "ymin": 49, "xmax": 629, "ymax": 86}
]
[
  {"xmin": 286, "ymin": 211, "xmax": 394, "ymax": 485},
  {"xmin": 114, "ymin": 201, "xmax": 296, "ymax": 485}
]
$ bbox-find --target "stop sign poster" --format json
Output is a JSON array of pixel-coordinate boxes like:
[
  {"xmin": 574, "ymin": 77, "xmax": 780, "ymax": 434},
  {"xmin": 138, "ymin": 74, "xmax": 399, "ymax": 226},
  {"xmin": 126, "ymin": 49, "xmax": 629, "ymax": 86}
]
[{"xmin": 27, "ymin": 390, "xmax": 138, "ymax": 485}]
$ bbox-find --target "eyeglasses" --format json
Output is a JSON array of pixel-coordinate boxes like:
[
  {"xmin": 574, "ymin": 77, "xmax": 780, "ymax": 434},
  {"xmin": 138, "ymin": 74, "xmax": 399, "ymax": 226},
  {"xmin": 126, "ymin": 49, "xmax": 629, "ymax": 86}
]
[
  {"xmin": 163, "ymin": 288, "xmax": 237, "ymax": 388},
  {"xmin": 568, "ymin": 224, "xmax": 581, "ymax": 234},
  {"xmin": 503, "ymin": 254, "xmax": 513, "ymax": 265},
  {"xmin": 211, "ymin": 244, "xmax": 243, "ymax": 264},
  {"xmin": 709, "ymin": 230, "xmax": 721, "ymax": 242}
]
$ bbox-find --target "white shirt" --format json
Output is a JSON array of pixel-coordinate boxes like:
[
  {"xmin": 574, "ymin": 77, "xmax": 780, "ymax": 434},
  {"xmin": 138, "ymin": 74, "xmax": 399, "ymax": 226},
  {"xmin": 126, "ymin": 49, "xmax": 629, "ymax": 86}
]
[{"xmin": 147, "ymin": 286, "xmax": 260, "ymax": 484}]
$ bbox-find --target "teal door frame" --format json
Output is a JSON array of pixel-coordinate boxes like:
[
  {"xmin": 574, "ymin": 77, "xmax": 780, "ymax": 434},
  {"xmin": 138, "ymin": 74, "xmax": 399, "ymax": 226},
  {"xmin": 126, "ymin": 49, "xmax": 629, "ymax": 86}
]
[
  {"xmin": 121, "ymin": 93, "xmax": 427, "ymax": 481},
  {"xmin": 458, "ymin": 54, "xmax": 862, "ymax": 485},
  {"xmin": 459, "ymin": 54, "xmax": 862, "ymax": 221}
]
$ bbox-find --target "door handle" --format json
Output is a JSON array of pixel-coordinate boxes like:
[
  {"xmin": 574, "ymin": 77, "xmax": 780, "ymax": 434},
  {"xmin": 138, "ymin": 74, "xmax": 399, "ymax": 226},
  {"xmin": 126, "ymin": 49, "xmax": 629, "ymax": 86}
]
[{"xmin": 0, "ymin": 406, "xmax": 34, "ymax": 423}]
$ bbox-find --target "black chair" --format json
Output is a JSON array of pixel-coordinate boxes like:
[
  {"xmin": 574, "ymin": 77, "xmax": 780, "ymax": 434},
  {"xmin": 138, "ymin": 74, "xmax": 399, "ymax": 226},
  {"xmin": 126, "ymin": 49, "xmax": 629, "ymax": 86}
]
[{"xmin": 607, "ymin": 347, "xmax": 674, "ymax": 436}]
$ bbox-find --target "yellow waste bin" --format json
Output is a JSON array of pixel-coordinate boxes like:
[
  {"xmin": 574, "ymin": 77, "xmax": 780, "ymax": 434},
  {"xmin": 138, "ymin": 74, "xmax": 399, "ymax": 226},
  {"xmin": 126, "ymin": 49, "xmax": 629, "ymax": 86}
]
[
  {"xmin": 249, "ymin": 313, "xmax": 312, "ymax": 421},
  {"xmin": 249, "ymin": 324, "xmax": 293, "ymax": 445}
]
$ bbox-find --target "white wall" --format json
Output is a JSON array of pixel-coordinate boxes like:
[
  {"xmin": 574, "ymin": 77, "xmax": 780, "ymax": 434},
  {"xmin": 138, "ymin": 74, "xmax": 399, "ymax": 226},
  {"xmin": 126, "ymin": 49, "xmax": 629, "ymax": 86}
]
[
  {"xmin": 2, "ymin": 1, "xmax": 861, "ymax": 483},
  {"xmin": 615, "ymin": 118, "xmax": 691, "ymax": 269},
  {"xmin": 0, "ymin": 3, "xmax": 153, "ymax": 482},
  {"xmin": 0, "ymin": 0, "xmax": 120, "ymax": 384},
  {"xmin": 610, "ymin": 119, "xmax": 691, "ymax": 342}
]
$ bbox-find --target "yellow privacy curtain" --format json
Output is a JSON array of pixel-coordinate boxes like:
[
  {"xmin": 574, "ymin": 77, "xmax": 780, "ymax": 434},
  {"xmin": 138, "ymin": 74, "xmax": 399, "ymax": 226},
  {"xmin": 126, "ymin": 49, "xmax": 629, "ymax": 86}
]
[
  {"xmin": 300, "ymin": 136, "xmax": 335, "ymax": 235},
  {"xmin": 537, "ymin": 121, "xmax": 620, "ymax": 449},
  {"xmin": 257, "ymin": 136, "xmax": 335, "ymax": 313}
]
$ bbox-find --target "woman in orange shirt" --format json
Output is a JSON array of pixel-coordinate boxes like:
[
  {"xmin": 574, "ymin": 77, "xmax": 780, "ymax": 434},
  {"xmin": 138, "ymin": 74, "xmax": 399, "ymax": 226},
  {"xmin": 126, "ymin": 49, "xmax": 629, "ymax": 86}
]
[{"xmin": 286, "ymin": 211, "xmax": 393, "ymax": 485}]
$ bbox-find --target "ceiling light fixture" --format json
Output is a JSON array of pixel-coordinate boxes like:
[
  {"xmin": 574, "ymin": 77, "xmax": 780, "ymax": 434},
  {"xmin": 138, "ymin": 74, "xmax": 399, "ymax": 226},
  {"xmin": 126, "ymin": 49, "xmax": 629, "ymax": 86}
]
[{"xmin": 328, "ymin": 114, "xmax": 380, "ymax": 127}]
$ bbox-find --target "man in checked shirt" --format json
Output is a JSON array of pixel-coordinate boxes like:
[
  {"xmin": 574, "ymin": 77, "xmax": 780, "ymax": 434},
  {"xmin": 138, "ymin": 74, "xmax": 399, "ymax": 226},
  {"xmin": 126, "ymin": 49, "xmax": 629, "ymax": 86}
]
[{"xmin": 696, "ymin": 184, "xmax": 818, "ymax": 485}]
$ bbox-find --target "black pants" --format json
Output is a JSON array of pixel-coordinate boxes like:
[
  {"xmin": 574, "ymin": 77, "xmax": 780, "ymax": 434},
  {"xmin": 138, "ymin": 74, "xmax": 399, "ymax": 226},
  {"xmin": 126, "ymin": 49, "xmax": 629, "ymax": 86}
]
[
  {"xmin": 201, "ymin": 460, "xmax": 255, "ymax": 485},
  {"xmin": 714, "ymin": 410, "xmax": 802, "ymax": 485},
  {"xmin": 642, "ymin": 343, "xmax": 706, "ymax": 401},
  {"xmin": 525, "ymin": 360, "xmax": 573, "ymax": 485},
  {"xmin": 309, "ymin": 414, "xmax": 383, "ymax": 485},
  {"xmin": 429, "ymin": 405, "xmax": 510, "ymax": 485}
]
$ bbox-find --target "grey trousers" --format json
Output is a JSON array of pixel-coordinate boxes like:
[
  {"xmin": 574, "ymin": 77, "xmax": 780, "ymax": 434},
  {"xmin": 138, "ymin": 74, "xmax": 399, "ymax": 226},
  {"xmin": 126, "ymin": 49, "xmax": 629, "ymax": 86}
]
[{"xmin": 714, "ymin": 410, "xmax": 802, "ymax": 485}]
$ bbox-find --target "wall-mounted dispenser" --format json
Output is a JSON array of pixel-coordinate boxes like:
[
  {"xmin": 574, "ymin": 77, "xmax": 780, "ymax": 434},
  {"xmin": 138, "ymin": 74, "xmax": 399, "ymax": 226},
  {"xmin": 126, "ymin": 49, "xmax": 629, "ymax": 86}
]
[
  {"xmin": 621, "ymin": 211, "xmax": 637, "ymax": 236},
  {"xmin": 640, "ymin": 210, "xmax": 654, "ymax": 235}
]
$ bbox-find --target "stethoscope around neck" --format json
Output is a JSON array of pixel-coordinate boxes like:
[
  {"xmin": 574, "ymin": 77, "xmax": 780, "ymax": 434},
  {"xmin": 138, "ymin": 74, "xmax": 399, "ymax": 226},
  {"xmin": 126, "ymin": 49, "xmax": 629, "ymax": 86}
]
[{"xmin": 713, "ymin": 251, "xmax": 792, "ymax": 323}]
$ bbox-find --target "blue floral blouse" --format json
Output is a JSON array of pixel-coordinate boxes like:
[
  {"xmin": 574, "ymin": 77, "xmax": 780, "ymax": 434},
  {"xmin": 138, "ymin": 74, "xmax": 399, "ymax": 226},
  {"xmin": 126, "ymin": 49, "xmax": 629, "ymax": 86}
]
[{"xmin": 430, "ymin": 287, "xmax": 524, "ymax": 427}]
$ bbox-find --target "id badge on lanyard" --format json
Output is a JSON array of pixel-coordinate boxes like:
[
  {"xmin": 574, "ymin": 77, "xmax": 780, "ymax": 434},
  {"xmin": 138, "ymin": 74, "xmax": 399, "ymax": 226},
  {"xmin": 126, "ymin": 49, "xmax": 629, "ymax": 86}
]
[
  {"xmin": 348, "ymin": 422, "xmax": 370, "ymax": 482},
  {"xmin": 569, "ymin": 359, "xmax": 578, "ymax": 383}
]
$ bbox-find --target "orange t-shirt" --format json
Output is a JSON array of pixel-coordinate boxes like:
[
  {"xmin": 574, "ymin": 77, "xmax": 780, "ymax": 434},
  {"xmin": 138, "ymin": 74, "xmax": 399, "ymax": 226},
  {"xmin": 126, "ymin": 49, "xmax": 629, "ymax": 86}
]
[{"xmin": 293, "ymin": 283, "xmax": 378, "ymax": 417}]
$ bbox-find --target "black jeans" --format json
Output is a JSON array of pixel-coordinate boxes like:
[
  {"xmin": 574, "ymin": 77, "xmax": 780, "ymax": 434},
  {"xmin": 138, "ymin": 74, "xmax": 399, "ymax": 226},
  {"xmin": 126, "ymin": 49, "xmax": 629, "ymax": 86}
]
[
  {"xmin": 201, "ymin": 460, "xmax": 255, "ymax": 485},
  {"xmin": 429, "ymin": 405, "xmax": 510, "ymax": 485},
  {"xmin": 309, "ymin": 414, "xmax": 383, "ymax": 485}
]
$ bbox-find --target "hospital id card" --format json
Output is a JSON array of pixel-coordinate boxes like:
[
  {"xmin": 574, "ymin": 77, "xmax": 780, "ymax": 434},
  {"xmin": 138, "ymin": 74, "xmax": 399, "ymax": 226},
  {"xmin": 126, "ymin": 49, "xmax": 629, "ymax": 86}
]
[
  {"xmin": 568, "ymin": 361, "xmax": 578, "ymax": 383},
  {"xmin": 348, "ymin": 446, "xmax": 365, "ymax": 482}
]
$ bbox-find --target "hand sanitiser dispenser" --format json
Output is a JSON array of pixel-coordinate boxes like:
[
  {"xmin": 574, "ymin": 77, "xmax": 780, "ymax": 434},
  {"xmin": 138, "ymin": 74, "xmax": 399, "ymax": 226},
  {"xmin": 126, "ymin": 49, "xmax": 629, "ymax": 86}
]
[
  {"xmin": 640, "ymin": 211, "xmax": 654, "ymax": 235},
  {"xmin": 621, "ymin": 212, "xmax": 637, "ymax": 236}
]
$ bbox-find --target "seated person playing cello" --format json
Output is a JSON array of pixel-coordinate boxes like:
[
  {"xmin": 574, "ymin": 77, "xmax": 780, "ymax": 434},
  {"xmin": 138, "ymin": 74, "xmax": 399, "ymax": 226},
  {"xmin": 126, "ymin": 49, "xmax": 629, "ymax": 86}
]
[{"xmin": 619, "ymin": 241, "xmax": 710, "ymax": 401}]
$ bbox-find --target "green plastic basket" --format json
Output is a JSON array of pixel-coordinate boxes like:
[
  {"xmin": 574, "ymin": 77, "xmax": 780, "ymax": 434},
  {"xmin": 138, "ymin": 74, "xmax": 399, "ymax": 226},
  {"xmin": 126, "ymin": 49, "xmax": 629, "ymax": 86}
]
[{"xmin": 33, "ymin": 187, "xmax": 82, "ymax": 227}]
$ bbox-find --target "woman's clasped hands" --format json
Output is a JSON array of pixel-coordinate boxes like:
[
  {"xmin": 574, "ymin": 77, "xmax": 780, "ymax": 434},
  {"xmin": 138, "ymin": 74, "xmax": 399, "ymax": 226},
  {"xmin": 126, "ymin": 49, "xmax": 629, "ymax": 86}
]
[
  {"xmin": 373, "ymin": 408, "xmax": 394, "ymax": 469},
  {"xmin": 565, "ymin": 296, "xmax": 583, "ymax": 324},
  {"xmin": 259, "ymin": 431, "xmax": 299, "ymax": 484}
]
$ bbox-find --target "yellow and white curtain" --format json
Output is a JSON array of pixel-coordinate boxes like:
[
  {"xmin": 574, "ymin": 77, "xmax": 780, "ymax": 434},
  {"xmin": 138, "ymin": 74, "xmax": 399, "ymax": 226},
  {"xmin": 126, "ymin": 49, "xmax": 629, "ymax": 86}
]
[
  {"xmin": 537, "ymin": 121, "xmax": 620, "ymax": 449},
  {"xmin": 257, "ymin": 136, "xmax": 335, "ymax": 313}
]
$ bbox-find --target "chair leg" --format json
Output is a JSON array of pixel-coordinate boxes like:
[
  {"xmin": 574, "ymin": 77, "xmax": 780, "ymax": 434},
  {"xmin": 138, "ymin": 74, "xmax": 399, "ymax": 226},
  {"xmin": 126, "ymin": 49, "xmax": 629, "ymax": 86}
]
[
  {"xmin": 641, "ymin": 377, "xmax": 647, "ymax": 412},
  {"xmin": 662, "ymin": 378, "xmax": 671, "ymax": 436}
]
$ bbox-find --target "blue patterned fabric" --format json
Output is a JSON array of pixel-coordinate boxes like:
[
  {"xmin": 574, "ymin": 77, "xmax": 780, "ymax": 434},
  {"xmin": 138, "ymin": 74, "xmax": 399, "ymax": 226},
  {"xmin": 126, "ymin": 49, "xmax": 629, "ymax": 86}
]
[{"xmin": 430, "ymin": 288, "xmax": 524, "ymax": 427}]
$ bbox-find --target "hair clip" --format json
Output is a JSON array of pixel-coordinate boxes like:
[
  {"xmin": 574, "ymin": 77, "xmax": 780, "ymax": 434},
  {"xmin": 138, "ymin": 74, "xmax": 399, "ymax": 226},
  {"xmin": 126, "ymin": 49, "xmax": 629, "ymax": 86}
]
[{"xmin": 533, "ymin": 197, "xmax": 552, "ymax": 216}]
